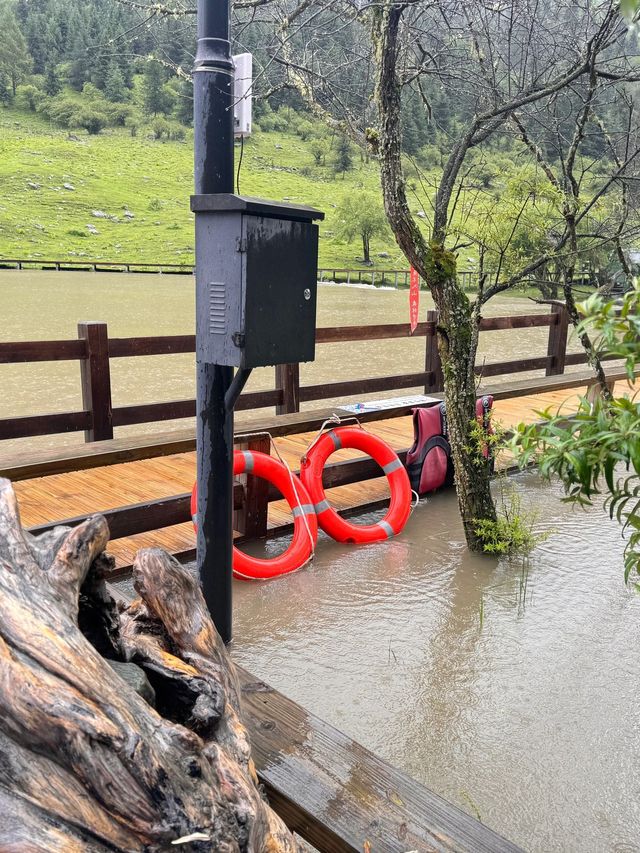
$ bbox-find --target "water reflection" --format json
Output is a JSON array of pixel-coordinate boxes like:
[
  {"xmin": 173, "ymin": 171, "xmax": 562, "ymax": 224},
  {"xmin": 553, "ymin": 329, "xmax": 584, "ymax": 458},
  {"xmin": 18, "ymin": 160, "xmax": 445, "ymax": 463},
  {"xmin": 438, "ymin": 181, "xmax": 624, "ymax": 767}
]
[{"xmin": 231, "ymin": 473, "xmax": 640, "ymax": 852}]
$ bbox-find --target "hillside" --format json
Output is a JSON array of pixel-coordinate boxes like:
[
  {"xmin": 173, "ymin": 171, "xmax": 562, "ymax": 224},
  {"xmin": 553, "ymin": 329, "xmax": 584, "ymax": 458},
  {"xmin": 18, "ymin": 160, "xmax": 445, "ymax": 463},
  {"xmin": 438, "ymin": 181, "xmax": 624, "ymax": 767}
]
[{"xmin": 0, "ymin": 107, "xmax": 406, "ymax": 269}]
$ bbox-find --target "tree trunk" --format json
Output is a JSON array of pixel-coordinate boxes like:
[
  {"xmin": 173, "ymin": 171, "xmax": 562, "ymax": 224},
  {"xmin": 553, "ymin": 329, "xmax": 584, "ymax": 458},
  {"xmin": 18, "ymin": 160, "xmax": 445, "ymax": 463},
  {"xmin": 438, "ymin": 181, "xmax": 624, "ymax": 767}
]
[
  {"xmin": 362, "ymin": 233, "xmax": 370, "ymax": 263},
  {"xmin": 0, "ymin": 478, "xmax": 299, "ymax": 853},
  {"xmin": 430, "ymin": 254, "xmax": 497, "ymax": 546},
  {"xmin": 372, "ymin": 3, "xmax": 497, "ymax": 551}
]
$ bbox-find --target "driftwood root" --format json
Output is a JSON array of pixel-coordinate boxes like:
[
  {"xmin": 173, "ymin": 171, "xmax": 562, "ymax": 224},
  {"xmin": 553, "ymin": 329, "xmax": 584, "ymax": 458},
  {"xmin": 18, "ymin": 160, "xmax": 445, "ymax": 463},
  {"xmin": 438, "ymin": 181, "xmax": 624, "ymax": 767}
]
[{"xmin": 0, "ymin": 478, "xmax": 298, "ymax": 853}]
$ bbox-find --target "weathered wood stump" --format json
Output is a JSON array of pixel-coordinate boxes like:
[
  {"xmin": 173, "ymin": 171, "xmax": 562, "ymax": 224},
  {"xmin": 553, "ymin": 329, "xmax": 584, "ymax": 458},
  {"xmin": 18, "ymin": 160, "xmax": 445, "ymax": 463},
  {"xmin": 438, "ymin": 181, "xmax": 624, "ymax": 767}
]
[{"xmin": 0, "ymin": 478, "xmax": 299, "ymax": 852}]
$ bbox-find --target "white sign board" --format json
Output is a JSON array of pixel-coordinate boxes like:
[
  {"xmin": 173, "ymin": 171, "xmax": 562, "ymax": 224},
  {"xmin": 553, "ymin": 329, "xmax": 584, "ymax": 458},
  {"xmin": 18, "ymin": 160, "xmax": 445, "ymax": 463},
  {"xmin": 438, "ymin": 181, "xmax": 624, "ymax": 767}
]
[{"xmin": 339, "ymin": 394, "xmax": 440, "ymax": 414}]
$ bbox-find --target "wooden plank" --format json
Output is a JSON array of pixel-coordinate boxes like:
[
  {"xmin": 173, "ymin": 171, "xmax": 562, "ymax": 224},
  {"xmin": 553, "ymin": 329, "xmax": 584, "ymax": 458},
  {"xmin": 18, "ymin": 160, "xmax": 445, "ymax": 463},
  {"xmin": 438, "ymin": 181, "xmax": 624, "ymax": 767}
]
[
  {"xmin": 425, "ymin": 309, "xmax": 444, "ymax": 393},
  {"xmin": 236, "ymin": 389, "xmax": 283, "ymax": 411},
  {"xmin": 28, "ymin": 487, "xmax": 244, "ymax": 539},
  {"xmin": 482, "ymin": 365, "xmax": 633, "ymax": 400},
  {"xmin": 78, "ymin": 322, "xmax": 113, "ymax": 441},
  {"xmin": 112, "ymin": 400, "xmax": 196, "ymax": 427},
  {"xmin": 546, "ymin": 304, "xmax": 569, "ymax": 376},
  {"xmin": 474, "ymin": 356, "xmax": 550, "ymax": 378},
  {"xmin": 109, "ymin": 335, "xmax": 196, "ymax": 357},
  {"xmin": 0, "ymin": 339, "xmax": 86, "ymax": 363},
  {"xmin": 299, "ymin": 372, "xmax": 431, "ymax": 402},
  {"xmin": 235, "ymin": 435, "xmax": 270, "ymax": 537},
  {"xmin": 564, "ymin": 351, "xmax": 619, "ymax": 366},
  {"xmin": 478, "ymin": 314, "xmax": 553, "ymax": 331},
  {"xmin": 275, "ymin": 363, "xmax": 301, "ymax": 414},
  {"xmin": 112, "ymin": 390, "xmax": 282, "ymax": 426},
  {"xmin": 237, "ymin": 668, "xmax": 522, "ymax": 853},
  {"xmin": 0, "ymin": 411, "xmax": 91, "ymax": 440},
  {"xmin": 29, "ymin": 494, "xmax": 191, "ymax": 539},
  {"xmin": 0, "ymin": 428, "xmax": 198, "ymax": 481},
  {"xmin": 24, "ymin": 456, "xmax": 394, "ymax": 543},
  {"xmin": 317, "ymin": 322, "xmax": 432, "ymax": 342}
]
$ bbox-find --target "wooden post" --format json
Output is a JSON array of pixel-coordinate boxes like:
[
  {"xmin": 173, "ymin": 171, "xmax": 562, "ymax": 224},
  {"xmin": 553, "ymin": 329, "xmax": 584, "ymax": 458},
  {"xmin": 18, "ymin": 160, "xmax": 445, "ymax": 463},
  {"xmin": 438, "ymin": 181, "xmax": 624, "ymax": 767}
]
[
  {"xmin": 546, "ymin": 303, "xmax": 569, "ymax": 376},
  {"xmin": 586, "ymin": 377, "xmax": 615, "ymax": 407},
  {"xmin": 275, "ymin": 363, "xmax": 300, "ymax": 414},
  {"xmin": 234, "ymin": 434, "xmax": 270, "ymax": 538},
  {"xmin": 78, "ymin": 322, "xmax": 113, "ymax": 441},
  {"xmin": 424, "ymin": 309, "xmax": 444, "ymax": 393}
]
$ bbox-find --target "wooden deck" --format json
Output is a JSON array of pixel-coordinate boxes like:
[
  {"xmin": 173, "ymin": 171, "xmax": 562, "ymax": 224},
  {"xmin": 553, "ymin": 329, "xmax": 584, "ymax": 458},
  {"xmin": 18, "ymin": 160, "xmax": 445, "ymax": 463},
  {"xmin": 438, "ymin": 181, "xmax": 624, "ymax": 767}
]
[{"xmin": 11, "ymin": 378, "xmax": 635, "ymax": 570}]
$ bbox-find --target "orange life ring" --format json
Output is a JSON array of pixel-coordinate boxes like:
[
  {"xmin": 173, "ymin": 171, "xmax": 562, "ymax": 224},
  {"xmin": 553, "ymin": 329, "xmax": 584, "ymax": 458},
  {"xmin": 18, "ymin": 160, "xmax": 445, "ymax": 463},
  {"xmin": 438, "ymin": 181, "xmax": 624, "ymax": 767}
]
[
  {"xmin": 191, "ymin": 450, "xmax": 318, "ymax": 581},
  {"xmin": 300, "ymin": 426, "xmax": 412, "ymax": 543}
]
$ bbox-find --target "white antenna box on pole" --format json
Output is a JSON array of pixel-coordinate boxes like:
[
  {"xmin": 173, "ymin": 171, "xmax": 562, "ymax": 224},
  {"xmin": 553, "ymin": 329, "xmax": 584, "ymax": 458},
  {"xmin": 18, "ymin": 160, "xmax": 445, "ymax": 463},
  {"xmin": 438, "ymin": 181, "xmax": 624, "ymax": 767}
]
[{"xmin": 233, "ymin": 52, "xmax": 252, "ymax": 137}]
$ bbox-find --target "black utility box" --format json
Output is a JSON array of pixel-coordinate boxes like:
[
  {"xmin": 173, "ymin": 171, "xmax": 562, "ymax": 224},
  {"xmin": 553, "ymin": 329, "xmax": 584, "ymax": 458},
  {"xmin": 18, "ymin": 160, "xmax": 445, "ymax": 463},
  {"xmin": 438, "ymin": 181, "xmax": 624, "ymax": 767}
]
[{"xmin": 191, "ymin": 193, "xmax": 324, "ymax": 368}]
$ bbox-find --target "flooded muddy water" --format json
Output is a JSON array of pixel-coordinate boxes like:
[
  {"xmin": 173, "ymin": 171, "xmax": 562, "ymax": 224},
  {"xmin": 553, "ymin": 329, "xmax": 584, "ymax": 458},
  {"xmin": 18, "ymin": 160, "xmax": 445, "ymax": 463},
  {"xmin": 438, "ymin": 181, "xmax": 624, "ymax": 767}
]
[
  {"xmin": 0, "ymin": 270, "xmax": 586, "ymax": 454},
  {"xmin": 230, "ymin": 472, "xmax": 640, "ymax": 852},
  {"xmin": 6, "ymin": 271, "xmax": 638, "ymax": 850}
]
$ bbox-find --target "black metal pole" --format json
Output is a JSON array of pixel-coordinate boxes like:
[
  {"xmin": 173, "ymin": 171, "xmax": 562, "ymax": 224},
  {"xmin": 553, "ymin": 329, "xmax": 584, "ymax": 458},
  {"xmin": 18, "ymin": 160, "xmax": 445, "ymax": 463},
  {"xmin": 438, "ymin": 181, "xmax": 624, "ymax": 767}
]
[{"xmin": 194, "ymin": 0, "xmax": 235, "ymax": 643}]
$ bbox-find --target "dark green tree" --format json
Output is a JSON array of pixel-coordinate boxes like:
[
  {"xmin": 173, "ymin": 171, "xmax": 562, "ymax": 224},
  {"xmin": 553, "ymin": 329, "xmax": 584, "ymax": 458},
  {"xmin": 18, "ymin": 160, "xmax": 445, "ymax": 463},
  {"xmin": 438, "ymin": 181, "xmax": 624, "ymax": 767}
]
[
  {"xmin": 173, "ymin": 79, "xmax": 193, "ymax": 125},
  {"xmin": 142, "ymin": 59, "xmax": 170, "ymax": 116},
  {"xmin": 0, "ymin": 0, "xmax": 32, "ymax": 97},
  {"xmin": 334, "ymin": 135, "xmax": 353, "ymax": 178},
  {"xmin": 104, "ymin": 61, "xmax": 126, "ymax": 102},
  {"xmin": 401, "ymin": 88, "xmax": 429, "ymax": 156},
  {"xmin": 44, "ymin": 64, "xmax": 61, "ymax": 96}
]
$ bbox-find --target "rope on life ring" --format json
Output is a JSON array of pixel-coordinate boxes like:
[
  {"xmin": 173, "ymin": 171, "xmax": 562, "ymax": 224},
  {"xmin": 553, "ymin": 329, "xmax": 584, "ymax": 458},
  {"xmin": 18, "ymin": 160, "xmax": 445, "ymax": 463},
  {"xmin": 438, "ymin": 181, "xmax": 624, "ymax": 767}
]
[
  {"xmin": 300, "ymin": 426, "xmax": 412, "ymax": 544},
  {"xmin": 191, "ymin": 449, "xmax": 318, "ymax": 581}
]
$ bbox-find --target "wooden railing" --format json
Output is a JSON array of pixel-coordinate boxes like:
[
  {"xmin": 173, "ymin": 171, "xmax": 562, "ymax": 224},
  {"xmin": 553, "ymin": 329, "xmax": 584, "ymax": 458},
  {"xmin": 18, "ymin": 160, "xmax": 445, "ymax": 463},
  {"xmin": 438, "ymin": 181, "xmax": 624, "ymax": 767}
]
[{"xmin": 0, "ymin": 304, "xmax": 591, "ymax": 445}]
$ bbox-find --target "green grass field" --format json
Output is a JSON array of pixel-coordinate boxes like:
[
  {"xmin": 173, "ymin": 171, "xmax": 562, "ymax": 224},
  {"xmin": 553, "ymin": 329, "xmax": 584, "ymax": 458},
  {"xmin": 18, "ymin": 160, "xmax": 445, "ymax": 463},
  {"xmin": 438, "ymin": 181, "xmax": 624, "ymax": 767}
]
[{"xmin": 0, "ymin": 107, "xmax": 408, "ymax": 269}]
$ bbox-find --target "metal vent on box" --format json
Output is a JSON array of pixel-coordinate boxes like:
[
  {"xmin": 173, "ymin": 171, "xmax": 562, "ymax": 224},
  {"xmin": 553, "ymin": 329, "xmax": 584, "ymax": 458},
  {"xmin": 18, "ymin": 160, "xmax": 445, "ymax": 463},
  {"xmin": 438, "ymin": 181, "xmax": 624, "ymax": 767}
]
[{"xmin": 208, "ymin": 281, "xmax": 226, "ymax": 335}]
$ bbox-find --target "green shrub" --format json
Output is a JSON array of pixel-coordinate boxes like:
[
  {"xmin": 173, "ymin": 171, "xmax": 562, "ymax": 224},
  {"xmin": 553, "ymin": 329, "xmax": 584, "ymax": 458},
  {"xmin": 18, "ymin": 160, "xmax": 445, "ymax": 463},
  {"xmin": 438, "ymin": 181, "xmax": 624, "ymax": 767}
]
[
  {"xmin": 149, "ymin": 116, "xmax": 170, "ymax": 139},
  {"xmin": 474, "ymin": 489, "xmax": 548, "ymax": 556},
  {"xmin": 38, "ymin": 95, "xmax": 77, "ymax": 127},
  {"xmin": 166, "ymin": 121, "xmax": 186, "ymax": 141},
  {"xmin": 296, "ymin": 119, "xmax": 314, "ymax": 141},
  {"xmin": 105, "ymin": 102, "xmax": 132, "ymax": 127},
  {"xmin": 310, "ymin": 140, "xmax": 327, "ymax": 166},
  {"xmin": 15, "ymin": 84, "xmax": 40, "ymax": 112},
  {"xmin": 125, "ymin": 114, "xmax": 138, "ymax": 137},
  {"xmin": 77, "ymin": 108, "xmax": 108, "ymax": 135},
  {"xmin": 258, "ymin": 113, "xmax": 276, "ymax": 133}
]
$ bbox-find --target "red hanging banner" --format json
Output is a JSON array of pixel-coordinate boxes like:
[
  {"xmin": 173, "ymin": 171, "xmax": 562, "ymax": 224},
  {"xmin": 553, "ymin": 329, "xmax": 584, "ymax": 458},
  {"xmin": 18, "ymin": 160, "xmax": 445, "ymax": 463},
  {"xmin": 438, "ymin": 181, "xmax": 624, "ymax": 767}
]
[{"xmin": 409, "ymin": 266, "xmax": 420, "ymax": 334}]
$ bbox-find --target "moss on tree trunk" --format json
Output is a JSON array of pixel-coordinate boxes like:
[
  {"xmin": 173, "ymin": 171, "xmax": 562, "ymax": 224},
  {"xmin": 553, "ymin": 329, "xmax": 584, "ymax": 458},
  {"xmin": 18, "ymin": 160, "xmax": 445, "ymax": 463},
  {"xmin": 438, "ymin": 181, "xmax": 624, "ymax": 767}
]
[{"xmin": 427, "ymin": 243, "xmax": 497, "ymax": 546}]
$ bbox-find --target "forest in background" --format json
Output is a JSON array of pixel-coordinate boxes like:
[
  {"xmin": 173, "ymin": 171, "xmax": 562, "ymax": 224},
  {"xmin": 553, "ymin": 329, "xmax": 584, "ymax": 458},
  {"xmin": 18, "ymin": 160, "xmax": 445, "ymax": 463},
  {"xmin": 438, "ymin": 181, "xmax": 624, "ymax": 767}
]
[{"xmin": 0, "ymin": 0, "xmax": 638, "ymax": 293}]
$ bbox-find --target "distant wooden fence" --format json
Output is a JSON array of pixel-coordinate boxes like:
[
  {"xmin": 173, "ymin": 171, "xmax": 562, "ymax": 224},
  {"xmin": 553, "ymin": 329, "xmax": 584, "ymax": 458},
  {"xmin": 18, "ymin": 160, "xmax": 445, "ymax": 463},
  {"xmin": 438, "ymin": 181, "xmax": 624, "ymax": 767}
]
[
  {"xmin": 0, "ymin": 259, "xmax": 194, "ymax": 274},
  {"xmin": 317, "ymin": 267, "xmax": 478, "ymax": 289},
  {"xmin": 2, "ymin": 259, "xmax": 600, "ymax": 295},
  {"xmin": 0, "ymin": 257, "xmax": 480, "ymax": 287},
  {"xmin": 0, "ymin": 303, "xmax": 609, "ymax": 445}
]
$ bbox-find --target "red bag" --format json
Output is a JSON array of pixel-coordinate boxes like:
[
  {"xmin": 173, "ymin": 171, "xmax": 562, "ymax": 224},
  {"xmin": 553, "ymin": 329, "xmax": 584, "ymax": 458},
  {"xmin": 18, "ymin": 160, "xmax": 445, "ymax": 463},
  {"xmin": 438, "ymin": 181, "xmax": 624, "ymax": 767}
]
[
  {"xmin": 406, "ymin": 396, "xmax": 494, "ymax": 495},
  {"xmin": 406, "ymin": 403, "xmax": 454, "ymax": 494}
]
